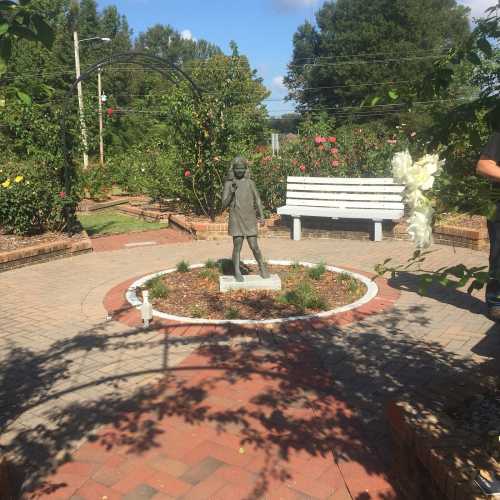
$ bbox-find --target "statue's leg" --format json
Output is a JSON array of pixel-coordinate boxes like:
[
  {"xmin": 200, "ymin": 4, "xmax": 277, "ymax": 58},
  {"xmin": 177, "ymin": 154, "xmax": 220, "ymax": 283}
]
[
  {"xmin": 233, "ymin": 236, "xmax": 244, "ymax": 282},
  {"xmin": 248, "ymin": 236, "xmax": 270, "ymax": 279}
]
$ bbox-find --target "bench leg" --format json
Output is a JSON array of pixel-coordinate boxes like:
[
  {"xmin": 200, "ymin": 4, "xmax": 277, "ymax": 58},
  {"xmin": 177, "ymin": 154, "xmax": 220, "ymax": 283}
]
[
  {"xmin": 292, "ymin": 217, "xmax": 301, "ymax": 241},
  {"xmin": 373, "ymin": 220, "xmax": 383, "ymax": 242}
]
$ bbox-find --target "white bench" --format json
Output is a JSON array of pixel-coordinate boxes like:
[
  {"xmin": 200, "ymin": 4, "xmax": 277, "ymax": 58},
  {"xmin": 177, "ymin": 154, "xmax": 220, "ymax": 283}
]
[{"xmin": 277, "ymin": 176, "xmax": 405, "ymax": 241}]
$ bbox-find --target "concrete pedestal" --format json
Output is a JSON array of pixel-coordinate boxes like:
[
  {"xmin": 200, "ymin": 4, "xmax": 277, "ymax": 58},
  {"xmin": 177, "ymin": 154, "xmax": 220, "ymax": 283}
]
[{"xmin": 219, "ymin": 274, "xmax": 282, "ymax": 293}]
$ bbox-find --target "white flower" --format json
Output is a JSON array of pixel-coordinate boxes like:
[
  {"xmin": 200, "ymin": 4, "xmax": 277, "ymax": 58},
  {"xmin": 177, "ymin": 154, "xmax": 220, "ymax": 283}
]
[
  {"xmin": 407, "ymin": 205, "xmax": 434, "ymax": 249},
  {"xmin": 392, "ymin": 150, "xmax": 413, "ymax": 183}
]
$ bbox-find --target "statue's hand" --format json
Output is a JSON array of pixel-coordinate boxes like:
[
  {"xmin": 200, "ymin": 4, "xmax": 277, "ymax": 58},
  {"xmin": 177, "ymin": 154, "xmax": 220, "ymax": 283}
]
[{"xmin": 231, "ymin": 182, "xmax": 238, "ymax": 193}]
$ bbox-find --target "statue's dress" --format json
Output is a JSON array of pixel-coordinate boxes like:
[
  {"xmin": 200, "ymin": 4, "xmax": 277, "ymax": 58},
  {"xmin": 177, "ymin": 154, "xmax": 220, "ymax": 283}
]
[{"xmin": 222, "ymin": 178, "xmax": 264, "ymax": 237}]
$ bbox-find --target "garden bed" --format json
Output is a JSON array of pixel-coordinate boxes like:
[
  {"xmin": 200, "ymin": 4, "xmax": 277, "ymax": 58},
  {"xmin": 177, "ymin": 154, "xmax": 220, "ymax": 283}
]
[
  {"xmin": 387, "ymin": 374, "xmax": 500, "ymax": 499},
  {"xmin": 138, "ymin": 261, "xmax": 367, "ymax": 321},
  {"xmin": 0, "ymin": 231, "xmax": 92, "ymax": 272}
]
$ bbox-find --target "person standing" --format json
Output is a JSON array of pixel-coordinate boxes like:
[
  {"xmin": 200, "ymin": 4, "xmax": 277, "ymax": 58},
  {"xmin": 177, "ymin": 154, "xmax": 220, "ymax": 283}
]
[{"xmin": 476, "ymin": 131, "xmax": 500, "ymax": 319}]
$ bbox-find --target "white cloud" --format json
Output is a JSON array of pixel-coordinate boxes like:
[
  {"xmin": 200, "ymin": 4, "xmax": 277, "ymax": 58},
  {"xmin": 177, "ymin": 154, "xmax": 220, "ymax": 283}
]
[
  {"xmin": 272, "ymin": 75, "xmax": 286, "ymax": 92},
  {"xmin": 458, "ymin": 0, "xmax": 495, "ymax": 19},
  {"xmin": 272, "ymin": 0, "xmax": 319, "ymax": 12},
  {"xmin": 180, "ymin": 29, "xmax": 194, "ymax": 41}
]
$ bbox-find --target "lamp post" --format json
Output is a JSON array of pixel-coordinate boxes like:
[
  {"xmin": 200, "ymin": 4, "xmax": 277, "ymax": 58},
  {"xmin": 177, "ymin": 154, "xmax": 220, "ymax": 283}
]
[{"xmin": 73, "ymin": 32, "xmax": 111, "ymax": 169}]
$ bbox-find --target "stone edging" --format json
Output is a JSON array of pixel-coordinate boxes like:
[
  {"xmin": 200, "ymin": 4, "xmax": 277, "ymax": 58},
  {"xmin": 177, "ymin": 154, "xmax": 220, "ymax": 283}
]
[
  {"xmin": 117, "ymin": 204, "xmax": 170, "ymax": 223},
  {"xmin": 103, "ymin": 264, "xmax": 400, "ymax": 329},
  {"xmin": 0, "ymin": 231, "xmax": 93, "ymax": 273}
]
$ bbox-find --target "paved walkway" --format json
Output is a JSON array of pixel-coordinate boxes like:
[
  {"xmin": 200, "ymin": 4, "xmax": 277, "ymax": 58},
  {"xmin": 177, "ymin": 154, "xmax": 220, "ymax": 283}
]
[{"xmin": 1, "ymin": 237, "xmax": 499, "ymax": 499}]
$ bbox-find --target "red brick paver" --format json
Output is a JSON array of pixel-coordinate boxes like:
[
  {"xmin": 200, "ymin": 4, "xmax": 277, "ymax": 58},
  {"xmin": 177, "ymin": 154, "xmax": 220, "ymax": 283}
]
[
  {"xmin": 91, "ymin": 228, "xmax": 191, "ymax": 252},
  {"xmin": 30, "ymin": 341, "xmax": 397, "ymax": 499}
]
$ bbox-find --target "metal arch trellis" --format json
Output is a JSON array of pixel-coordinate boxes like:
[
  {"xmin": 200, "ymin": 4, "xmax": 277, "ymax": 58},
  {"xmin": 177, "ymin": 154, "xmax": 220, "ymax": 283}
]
[{"xmin": 60, "ymin": 51, "xmax": 203, "ymax": 196}]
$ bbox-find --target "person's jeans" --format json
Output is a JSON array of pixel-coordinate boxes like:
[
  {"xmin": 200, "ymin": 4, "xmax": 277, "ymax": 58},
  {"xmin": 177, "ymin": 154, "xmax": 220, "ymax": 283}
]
[{"xmin": 486, "ymin": 206, "xmax": 500, "ymax": 308}]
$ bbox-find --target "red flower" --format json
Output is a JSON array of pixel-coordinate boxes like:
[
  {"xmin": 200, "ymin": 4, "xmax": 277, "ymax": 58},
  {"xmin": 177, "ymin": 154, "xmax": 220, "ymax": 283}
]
[
  {"xmin": 331, "ymin": 148, "xmax": 339, "ymax": 155},
  {"xmin": 59, "ymin": 191, "xmax": 66, "ymax": 198},
  {"xmin": 299, "ymin": 164, "xmax": 306, "ymax": 172},
  {"xmin": 184, "ymin": 170, "xmax": 191, "ymax": 177},
  {"xmin": 328, "ymin": 137, "xmax": 337, "ymax": 143},
  {"xmin": 291, "ymin": 159, "xmax": 298, "ymax": 166},
  {"xmin": 314, "ymin": 136, "xmax": 326, "ymax": 144},
  {"xmin": 331, "ymin": 160, "xmax": 340, "ymax": 167},
  {"xmin": 107, "ymin": 108, "xmax": 114, "ymax": 117}
]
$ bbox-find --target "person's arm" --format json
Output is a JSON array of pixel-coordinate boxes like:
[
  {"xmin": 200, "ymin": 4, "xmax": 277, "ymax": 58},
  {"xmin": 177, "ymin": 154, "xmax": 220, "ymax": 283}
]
[
  {"xmin": 251, "ymin": 181, "xmax": 265, "ymax": 221},
  {"xmin": 476, "ymin": 156, "xmax": 500, "ymax": 182},
  {"xmin": 221, "ymin": 181, "xmax": 236, "ymax": 210}
]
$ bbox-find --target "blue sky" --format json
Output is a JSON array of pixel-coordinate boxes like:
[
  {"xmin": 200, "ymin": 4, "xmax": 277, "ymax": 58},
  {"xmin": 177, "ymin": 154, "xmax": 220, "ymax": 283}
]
[{"xmin": 96, "ymin": 0, "xmax": 492, "ymax": 117}]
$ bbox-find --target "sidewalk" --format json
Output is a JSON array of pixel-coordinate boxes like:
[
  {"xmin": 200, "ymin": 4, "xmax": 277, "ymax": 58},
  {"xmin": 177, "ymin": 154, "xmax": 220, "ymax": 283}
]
[{"xmin": 0, "ymin": 238, "xmax": 498, "ymax": 499}]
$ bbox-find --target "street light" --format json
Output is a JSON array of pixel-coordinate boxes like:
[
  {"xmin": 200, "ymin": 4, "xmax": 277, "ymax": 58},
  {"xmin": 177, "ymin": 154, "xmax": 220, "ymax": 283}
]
[{"xmin": 73, "ymin": 33, "xmax": 111, "ymax": 169}]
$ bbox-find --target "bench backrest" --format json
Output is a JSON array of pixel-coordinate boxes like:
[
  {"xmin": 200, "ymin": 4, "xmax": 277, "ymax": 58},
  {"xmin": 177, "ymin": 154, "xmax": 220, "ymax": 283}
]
[{"xmin": 286, "ymin": 176, "xmax": 405, "ymax": 211}]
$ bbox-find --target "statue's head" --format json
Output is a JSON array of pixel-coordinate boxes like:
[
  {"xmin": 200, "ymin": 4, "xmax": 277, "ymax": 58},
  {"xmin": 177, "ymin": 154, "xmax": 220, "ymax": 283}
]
[{"xmin": 230, "ymin": 156, "xmax": 249, "ymax": 180}]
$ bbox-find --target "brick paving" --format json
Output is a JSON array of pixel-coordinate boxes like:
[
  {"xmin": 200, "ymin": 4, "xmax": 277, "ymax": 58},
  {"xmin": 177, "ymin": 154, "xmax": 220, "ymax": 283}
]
[{"xmin": 1, "ymin": 236, "xmax": 499, "ymax": 499}]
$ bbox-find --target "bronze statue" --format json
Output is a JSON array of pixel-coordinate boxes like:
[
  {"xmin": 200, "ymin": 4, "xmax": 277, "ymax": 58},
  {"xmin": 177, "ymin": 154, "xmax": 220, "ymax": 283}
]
[{"xmin": 222, "ymin": 156, "xmax": 270, "ymax": 282}]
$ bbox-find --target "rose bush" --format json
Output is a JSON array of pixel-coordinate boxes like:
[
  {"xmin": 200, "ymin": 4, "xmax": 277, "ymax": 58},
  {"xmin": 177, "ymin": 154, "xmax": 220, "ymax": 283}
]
[
  {"xmin": 0, "ymin": 161, "xmax": 78, "ymax": 235},
  {"xmin": 251, "ymin": 121, "xmax": 423, "ymax": 211}
]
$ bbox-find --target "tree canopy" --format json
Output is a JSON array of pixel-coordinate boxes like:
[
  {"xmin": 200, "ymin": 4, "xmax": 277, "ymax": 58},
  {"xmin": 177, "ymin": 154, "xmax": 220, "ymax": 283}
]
[{"xmin": 284, "ymin": 0, "xmax": 471, "ymax": 117}]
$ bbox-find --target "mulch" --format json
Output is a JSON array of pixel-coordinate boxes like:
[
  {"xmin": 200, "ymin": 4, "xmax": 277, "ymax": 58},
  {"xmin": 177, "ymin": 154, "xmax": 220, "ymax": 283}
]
[
  {"xmin": 0, "ymin": 231, "xmax": 85, "ymax": 253},
  {"xmin": 143, "ymin": 263, "xmax": 366, "ymax": 320}
]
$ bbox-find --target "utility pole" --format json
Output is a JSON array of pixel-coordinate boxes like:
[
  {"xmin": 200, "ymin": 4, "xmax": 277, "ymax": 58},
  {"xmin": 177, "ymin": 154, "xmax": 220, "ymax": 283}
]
[
  {"xmin": 73, "ymin": 30, "xmax": 89, "ymax": 169},
  {"xmin": 97, "ymin": 66, "xmax": 104, "ymax": 166}
]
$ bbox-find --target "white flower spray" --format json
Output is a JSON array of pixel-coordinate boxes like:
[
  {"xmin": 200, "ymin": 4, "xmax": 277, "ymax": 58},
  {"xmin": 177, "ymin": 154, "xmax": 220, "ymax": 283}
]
[{"xmin": 392, "ymin": 150, "xmax": 444, "ymax": 249}]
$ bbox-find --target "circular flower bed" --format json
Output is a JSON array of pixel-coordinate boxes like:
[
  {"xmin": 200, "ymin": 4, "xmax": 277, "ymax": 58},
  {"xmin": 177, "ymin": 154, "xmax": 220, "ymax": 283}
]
[{"xmin": 126, "ymin": 260, "xmax": 378, "ymax": 324}]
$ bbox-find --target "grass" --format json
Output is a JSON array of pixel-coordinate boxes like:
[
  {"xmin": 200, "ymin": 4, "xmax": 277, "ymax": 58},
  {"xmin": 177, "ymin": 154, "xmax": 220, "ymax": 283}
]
[
  {"xmin": 279, "ymin": 280, "xmax": 328, "ymax": 312},
  {"xmin": 145, "ymin": 276, "xmax": 170, "ymax": 300},
  {"xmin": 337, "ymin": 272, "xmax": 361, "ymax": 295},
  {"xmin": 204, "ymin": 259, "xmax": 218, "ymax": 269},
  {"xmin": 78, "ymin": 209, "xmax": 164, "ymax": 236},
  {"xmin": 199, "ymin": 268, "xmax": 219, "ymax": 282},
  {"xmin": 224, "ymin": 306, "xmax": 240, "ymax": 320},
  {"xmin": 190, "ymin": 305, "xmax": 207, "ymax": 318},
  {"xmin": 308, "ymin": 261, "xmax": 327, "ymax": 280},
  {"xmin": 176, "ymin": 260, "xmax": 190, "ymax": 273}
]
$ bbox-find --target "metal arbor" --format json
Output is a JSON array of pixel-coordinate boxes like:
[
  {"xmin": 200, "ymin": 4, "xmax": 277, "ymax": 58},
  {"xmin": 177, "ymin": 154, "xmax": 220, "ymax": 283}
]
[{"xmin": 60, "ymin": 51, "xmax": 202, "ymax": 195}]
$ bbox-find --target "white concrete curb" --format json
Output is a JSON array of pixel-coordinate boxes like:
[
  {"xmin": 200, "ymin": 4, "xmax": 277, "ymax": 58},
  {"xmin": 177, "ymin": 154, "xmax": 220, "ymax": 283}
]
[{"xmin": 126, "ymin": 259, "xmax": 378, "ymax": 325}]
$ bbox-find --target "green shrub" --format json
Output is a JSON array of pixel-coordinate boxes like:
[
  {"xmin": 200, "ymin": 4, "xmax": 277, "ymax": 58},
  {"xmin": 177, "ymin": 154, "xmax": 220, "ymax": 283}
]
[
  {"xmin": 337, "ymin": 272, "xmax": 361, "ymax": 296},
  {"xmin": 0, "ymin": 161, "xmax": 78, "ymax": 235},
  {"xmin": 279, "ymin": 281, "xmax": 328, "ymax": 312},
  {"xmin": 176, "ymin": 260, "xmax": 190, "ymax": 273},
  {"xmin": 78, "ymin": 163, "xmax": 113, "ymax": 201},
  {"xmin": 308, "ymin": 262, "xmax": 327, "ymax": 280},
  {"xmin": 205, "ymin": 259, "xmax": 218, "ymax": 269},
  {"xmin": 146, "ymin": 276, "xmax": 170, "ymax": 300}
]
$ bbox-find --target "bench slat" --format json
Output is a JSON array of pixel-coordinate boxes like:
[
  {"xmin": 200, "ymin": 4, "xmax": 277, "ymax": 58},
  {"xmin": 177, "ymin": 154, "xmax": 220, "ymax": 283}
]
[
  {"xmin": 287, "ymin": 176, "xmax": 400, "ymax": 185},
  {"xmin": 287, "ymin": 191, "xmax": 403, "ymax": 202},
  {"xmin": 288, "ymin": 183, "xmax": 405, "ymax": 193},
  {"xmin": 285, "ymin": 199, "xmax": 404, "ymax": 210},
  {"xmin": 278, "ymin": 206, "xmax": 404, "ymax": 219}
]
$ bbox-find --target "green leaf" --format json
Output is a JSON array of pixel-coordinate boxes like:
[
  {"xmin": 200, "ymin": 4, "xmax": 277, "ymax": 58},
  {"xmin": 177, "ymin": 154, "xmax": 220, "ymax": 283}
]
[
  {"xmin": 15, "ymin": 89, "xmax": 32, "ymax": 105},
  {"xmin": 9, "ymin": 23, "xmax": 37, "ymax": 41},
  {"xmin": 370, "ymin": 96, "xmax": 381, "ymax": 106},
  {"xmin": 477, "ymin": 37, "xmax": 493, "ymax": 58},
  {"xmin": 466, "ymin": 51, "xmax": 481, "ymax": 66},
  {"xmin": 0, "ymin": 1, "xmax": 16, "ymax": 11},
  {"xmin": 388, "ymin": 90, "xmax": 399, "ymax": 100},
  {"xmin": 32, "ymin": 13, "xmax": 54, "ymax": 49},
  {"xmin": 0, "ymin": 37, "xmax": 11, "ymax": 75},
  {"xmin": 0, "ymin": 22, "xmax": 8, "ymax": 36}
]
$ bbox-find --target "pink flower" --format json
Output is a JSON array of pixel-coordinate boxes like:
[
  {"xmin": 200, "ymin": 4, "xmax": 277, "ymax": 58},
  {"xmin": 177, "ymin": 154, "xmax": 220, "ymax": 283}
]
[
  {"xmin": 262, "ymin": 155, "xmax": 272, "ymax": 164},
  {"xmin": 184, "ymin": 170, "xmax": 191, "ymax": 177},
  {"xmin": 331, "ymin": 148, "xmax": 338, "ymax": 155},
  {"xmin": 387, "ymin": 139, "xmax": 397, "ymax": 145},
  {"xmin": 328, "ymin": 137, "xmax": 337, "ymax": 143},
  {"xmin": 291, "ymin": 159, "xmax": 298, "ymax": 166},
  {"xmin": 331, "ymin": 160, "xmax": 340, "ymax": 167},
  {"xmin": 59, "ymin": 191, "xmax": 66, "ymax": 198},
  {"xmin": 410, "ymin": 132, "xmax": 417, "ymax": 137},
  {"xmin": 314, "ymin": 136, "xmax": 323, "ymax": 144},
  {"xmin": 299, "ymin": 164, "xmax": 306, "ymax": 172}
]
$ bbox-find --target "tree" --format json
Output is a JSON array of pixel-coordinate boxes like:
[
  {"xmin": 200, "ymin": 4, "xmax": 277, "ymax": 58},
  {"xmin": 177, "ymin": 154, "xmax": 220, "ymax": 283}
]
[{"xmin": 284, "ymin": 0, "xmax": 470, "ymax": 116}]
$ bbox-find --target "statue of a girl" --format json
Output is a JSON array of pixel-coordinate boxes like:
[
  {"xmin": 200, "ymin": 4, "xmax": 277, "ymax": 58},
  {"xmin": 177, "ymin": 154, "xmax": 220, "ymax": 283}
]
[{"xmin": 221, "ymin": 156, "xmax": 270, "ymax": 282}]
